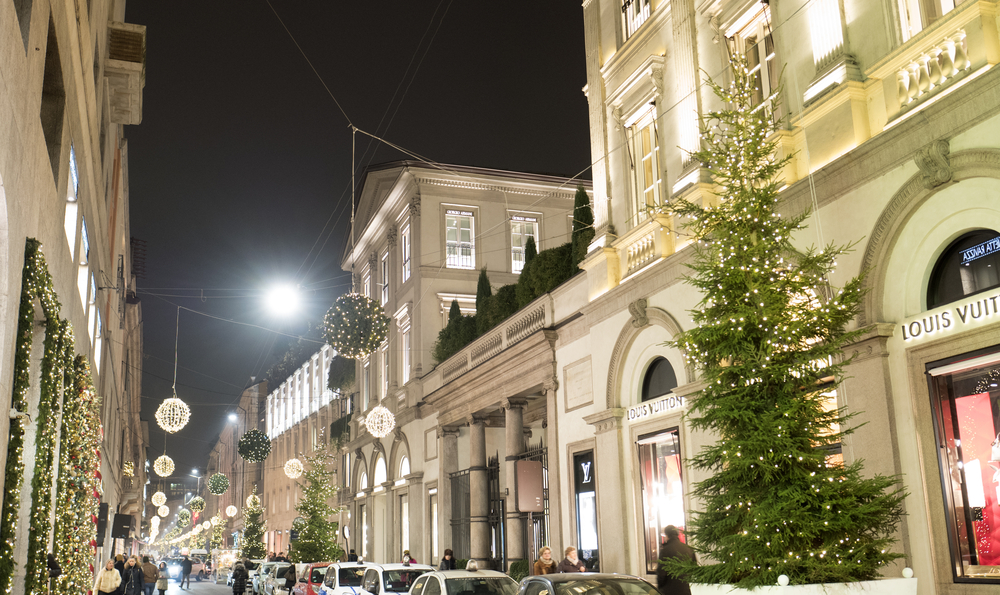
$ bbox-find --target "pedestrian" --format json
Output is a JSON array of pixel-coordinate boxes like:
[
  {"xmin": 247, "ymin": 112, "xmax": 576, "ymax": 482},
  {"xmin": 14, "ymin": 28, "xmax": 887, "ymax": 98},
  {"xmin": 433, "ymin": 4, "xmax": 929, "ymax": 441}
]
[
  {"xmin": 439, "ymin": 549, "xmax": 455, "ymax": 570},
  {"xmin": 283, "ymin": 565, "xmax": 297, "ymax": 593},
  {"xmin": 181, "ymin": 555, "xmax": 194, "ymax": 589},
  {"xmin": 347, "ymin": 549, "xmax": 358, "ymax": 562},
  {"xmin": 232, "ymin": 561, "xmax": 249, "ymax": 595},
  {"xmin": 94, "ymin": 560, "xmax": 122, "ymax": 595},
  {"xmin": 121, "ymin": 556, "xmax": 145, "ymax": 595},
  {"xmin": 656, "ymin": 526, "xmax": 697, "ymax": 595},
  {"xmin": 140, "ymin": 556, "xmax": 158, "ymax": 595},
  {"xmin": 401, "ymin": 550, "xmax": 417, "ymax": 564},
  {"xmin": 533, "ymin": 546, "xmax": 556, "ymax": 575},
  {"xmin": 556, "ymin": 547, "xmax": 586, "ymax": 573},
  {"xmin": 47, "ymin": 552, "xmax": 62, "ymax": 592},
  {"xmin": 155, "ymin": 562, "xmax": 169, "ymax": 595}
]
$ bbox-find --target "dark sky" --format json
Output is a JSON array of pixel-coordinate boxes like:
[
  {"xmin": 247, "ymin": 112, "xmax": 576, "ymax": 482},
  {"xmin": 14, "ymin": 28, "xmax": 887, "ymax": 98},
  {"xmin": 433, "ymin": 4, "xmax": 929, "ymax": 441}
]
[{"xmin": 124, "ymin": 1, "xmax": 591, "ymax": 485}]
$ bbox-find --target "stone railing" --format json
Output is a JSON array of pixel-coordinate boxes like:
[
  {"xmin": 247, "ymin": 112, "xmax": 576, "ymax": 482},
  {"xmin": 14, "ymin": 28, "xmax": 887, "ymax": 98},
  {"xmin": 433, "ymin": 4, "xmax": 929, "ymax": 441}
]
[
  {"xmin": 625, "ymin": 232, "xmax": 656, "ymax": 276},
  {"xmin": 618, "ymin": 214, "xmax": 676, "ymax": 280},
  {"xmin": 896, "ymin": 30, "xmax": 970, "ymax": 105}
]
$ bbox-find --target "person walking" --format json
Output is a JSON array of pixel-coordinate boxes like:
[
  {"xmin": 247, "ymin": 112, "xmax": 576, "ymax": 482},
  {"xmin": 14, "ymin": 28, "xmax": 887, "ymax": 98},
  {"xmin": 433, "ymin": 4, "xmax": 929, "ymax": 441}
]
[
  {"xmin": 232, "ymin": 561, "xmax": 249, "ymax": 595},
  {"xmin": 140, "ymin": 556, "xmax": 158, "ymax": 595},
  {"xmin": 94, "ymin": 560, "xmax": 122, "ymax": 595},
  {"xmin": 533, "ymin": 547, "xmax": 556, "ymax": 575},
  {"xmin": 47, "ymin": 553, "xmax": 62, "ymax": 594},
  {"xmin": 283, "ymin": 565, "xmax": 297, "ymax": 594},
  {"xmin": 155, "ymin": 562, "xmax": 169, "ymax": 595},
  {"xmin": 656, "ymin": 526, "xmax": 697, "ymax": 595},
  {"xmin": 121, "ymin": 556, "xmax": 145, "ymax": 595},
  {"xmin": 347, "ymin": 550, "xmax": 358, "ymax": 562},
  {"xmin": 401, "ymin": 550, "xmax": 417, "ymax": 564},
  {"xmin": 556, "ymin": 547, "xmax": 586, "ymax": 573},
  {"xmin": 181, "ymin": 555, "xmax": 194, "ymax": 589},
  {"xmin": 439, "ymin": 549, "xmax": 455, "ymax": 570}
]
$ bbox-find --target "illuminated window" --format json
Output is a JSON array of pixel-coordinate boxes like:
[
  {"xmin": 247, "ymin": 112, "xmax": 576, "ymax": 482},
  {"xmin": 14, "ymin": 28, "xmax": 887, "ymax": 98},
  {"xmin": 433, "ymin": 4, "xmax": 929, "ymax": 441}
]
[
  {"xmin": 381, "ymin": 252, "xmax": 389, "ymax": 305},
  {"xmin": 731, "ymin": 7, "xmax": 779, "ymax": 116},
  {"xmin": 445, "ymin": 210, "xmax": 475, "ymax": 269},
  {"xmin": 401, "ymin": 225, "xmax": 411, "ymax": 282},
  {"xmin": 362, "ymin": 359, "xmax": 371, "ymax": 410},
  {"xmin": 622, "ymin": 0, "xmax": 652, "ymax": 41},
  {"xmin": 899, "ymin": 0, "xmax": 962, "ymax": 42},
  {"xmin": 637, "ymin": 428, "xmax": 686, "ymax": 573},
  {"xmin": 573, "ymin": 450, "xmax": 599, "ymax": 571},
  {"xmin": 928, "ymin": 230, "xmax": 1000, "ymax": 309},
  {"xmin": 77, "ymin": 217, "xmax": 91, "ymax": 308},
  {"xmin": 510, "ymin": 216, "xmax": 538, "ymax": 273},
  {"xmin": 65, "ymin": 145, "xmax": 80, "ymax": 259},
  {"xmin": 400, "ymin": 493, "xmax": 409, "ymax": 552},
  {"xmin": 360, "ymin": 504, "xmax": 368, "ymax": 558},
  {"xmin": 374, "ymin": 456, "xmax": 387, "ymax": 486},
  {"xmin": 401, "ymin": 326, "xmax": 411, "ymax": 384},
  {"xmin": 430, "ymin": 493, "xmax": 439, "ymax": 560},
  {"xmin": 627, "ymin": 113, "xmax": 661, "ymax": 228},
  {"xmin": 381, "ymin": 343, "xmax": 390, "ymax": 399},
  {"xmin": 399, "ymin": 456, "xmax": 410, "ymax": 477},
  {"xmin": 363, "ymin": 273, "xmax": 371, "ymax": 298}
]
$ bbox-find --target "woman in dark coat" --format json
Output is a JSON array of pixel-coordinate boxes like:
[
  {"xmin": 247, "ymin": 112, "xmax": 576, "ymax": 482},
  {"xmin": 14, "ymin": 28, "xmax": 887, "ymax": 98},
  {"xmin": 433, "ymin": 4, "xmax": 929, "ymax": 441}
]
[
  {"xmin": 121, "ymin": 556, "xmax": 145, "ymax": 595},
  {"xmin": 231, "ymin": 562, "xmax": 249, "ymax": 595},
  {"xmin": 656, "ymin": 526, "xmax": 697, "ymax": 595}
]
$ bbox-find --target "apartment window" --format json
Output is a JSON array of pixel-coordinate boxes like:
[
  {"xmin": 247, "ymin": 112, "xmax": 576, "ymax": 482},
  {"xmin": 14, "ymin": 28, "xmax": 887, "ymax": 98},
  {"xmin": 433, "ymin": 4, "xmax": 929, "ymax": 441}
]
[
  {"xmin": 445, "ymin": 210, "xmax": 475, "ymax": 269},
  {"xmin": 381, "ymin": 343, "xmax": 390, "ymax": 399},
  {"xmin": 94, "ymin": 311, "xmax": 103, "ymax": 372},
  {"xmin": 381, "ymin": 252, "xmax": 389, "ymax": 305},
  {"xmin": 89, "ymin": 275, "xmax": 98, "ymax": 343},
  {"xmin": 627, "ymin": 113, "xmax": 661, "ymax": 228},
  {"xmin": 65, "ymin": 146, "xmax": 80, "ymax": 258},
  {"xmin": 401, "ymin": 326, "xmax": 411, "ymax": 384},
  {"xmin": 622, "ymin": 0, "xmax": 652, "ymax": 41},
  {"xmin": 510, "ymin": 216, "xmax": 538, "ymax": 273},
  {"xmin": 732, "ymin": 8, "xmax": 778, "ymax": 115},
  {"xmin": 362, "ymin": 359, "xmax": 371, "ymax": 411},
  {"xmin": 401, "ymin": 224, "xmax": 411, "ymax": 282},
  {"xmin": 77, "ymin": 217, "xmax": 91, "ymax": 308},
  {"xmin": 899, "ymin": 0, "xmax": 962, "ymax": 42},
  {"xmin": 363, "ymin": 272, "xmax": 371, "ymax": 298}
]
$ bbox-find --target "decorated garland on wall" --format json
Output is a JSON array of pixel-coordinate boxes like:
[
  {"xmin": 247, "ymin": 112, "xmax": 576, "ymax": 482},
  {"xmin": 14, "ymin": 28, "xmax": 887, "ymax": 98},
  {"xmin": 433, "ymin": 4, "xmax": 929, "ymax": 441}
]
[
  {"xmin": 208, "ymin": 473, "xmax": 230, "ymax": 495},
  {"xmin": 322, "ymin": 293, "xmax": 389, "ymax": 359},
  {"xmin": 238, "ymin": 429, "xmax": 271, "ymax": 463},
  {"xmin": 189, "ymin": 496, "xmax": 206, "ymax": 513}
]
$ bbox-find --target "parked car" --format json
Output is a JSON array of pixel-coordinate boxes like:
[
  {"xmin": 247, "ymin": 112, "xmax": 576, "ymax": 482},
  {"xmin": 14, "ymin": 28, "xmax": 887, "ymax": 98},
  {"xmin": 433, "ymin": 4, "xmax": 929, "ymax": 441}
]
[
  {"xmin": 255, "ymin": 562, "xmax": 279, "ymax": 595},
  {"xmin": 293, "ymin": 562, "xmax": 332, "ymax": 595},
  {"xmin": 411, "ymin": 570, "xmax": 517, "ymax": 595},
  {"xmin": 320, "ymin": 561, "xmax": 375, "ymax": 595},
  {"xmin": 263, "ymin": 562, "xmax": 293, "ymax": 595},
  {"xmin": 246, "ymin": 559, "xmax": 267, "ymax": 593},
  {"xmin": 359, "ymin": 563, "xmax": 434, "ymax": 595},
  {"xmin": 515, "ymin": 573, "xmax": 659, "ymax": 595},
  {"xmin": 164, "ymin": 556, "xmax": 208, "ymax": 582}
]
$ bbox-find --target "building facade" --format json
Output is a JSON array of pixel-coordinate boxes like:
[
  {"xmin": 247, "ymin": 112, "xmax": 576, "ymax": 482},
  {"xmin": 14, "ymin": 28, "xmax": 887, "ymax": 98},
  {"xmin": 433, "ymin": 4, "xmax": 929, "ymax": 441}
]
[{"xmin": 0, "ymin": 0, "xmax": 147, "ymax": 588}]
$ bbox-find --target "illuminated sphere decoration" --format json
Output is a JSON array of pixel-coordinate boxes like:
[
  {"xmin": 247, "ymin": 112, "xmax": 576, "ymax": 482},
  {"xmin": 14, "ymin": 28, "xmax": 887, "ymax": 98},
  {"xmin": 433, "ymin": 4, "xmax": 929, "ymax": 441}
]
[
  {"xmin": 150, "ymin": 516, "xmax": 160, "ymax": 527},
  {"xmin": 211, "ymin": 515, "xmax": 222, "ymax": 527},
  {"xmin": 202, "ymin": 521, "xmax": 211, "ymax": 530},
  {"xmin": 208, "ymin": 473, "xmax": 230, "ymax": 495},
  {"xmin": 151, "ymin": 491, "xmax": 167, "ymax": 507},
  {"xmin": 153, "ymin": 455, "xmax": 175, "ymax": 477},
  {"xmin": 177, "ymin": 509, "xmax": 192, "ymax": 528},
  {"xmin": 226, "ymin": 505, "xmax": 238, "ymax": 517},
  {"xmin": 158, "ymin": 505, "xmax": 170, "ymax": 518},
  {"xmin": 189, "ymin": 496, "xmax": 206, "ymax": 512},
  {"xmin": 155, "ymin": 396, "xmax": 191, "ymax": 433},
  {"xmin": 246, "ymin": 494, "xmax": 261, "ymax": 509},
  {"xmin": 284, "ymin": 458, "xmax": 304, "ymax": 479},
  {"xmin": 365, "ymin": 405, "xmax": 396, "ymax": 438},
  {"xmin": 322, "ymin": 293, "xmax": 389, "ymax": 359},
  {"xmin": 237, "ymin": 429, "xmax": 271, "ymax": 463}
]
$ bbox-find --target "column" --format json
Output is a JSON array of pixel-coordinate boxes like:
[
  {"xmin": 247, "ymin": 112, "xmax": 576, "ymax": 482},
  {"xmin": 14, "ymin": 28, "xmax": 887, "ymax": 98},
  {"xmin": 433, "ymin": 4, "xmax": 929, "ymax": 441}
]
[
  {"xmin": 468, "ymin": 417, "xmax": 490, "ymax": 564},
  {"xmin": 584, "ymin": 408, "xmax": 628, "ymax": 573},
  {"xmin": 504, "ymin": 398, "xmax": 528, "ymax": 568},
  {"xmin": 544, "ymin": 382, "xmax": 562, "ymax": 557},
  {"xmin": 406, "ymin": 473, "xmax": 424, "ymax": 562},
  {"xmin": 671, "ymin": 0, "xmax": 702, "ymax": 174},
  {"xmin": 439, "ymin": 427, "xmax": 459, "ymax": 552},
  {"xmin": 582, "ymin": 0, "xmax": 611, "ymax": 238}
]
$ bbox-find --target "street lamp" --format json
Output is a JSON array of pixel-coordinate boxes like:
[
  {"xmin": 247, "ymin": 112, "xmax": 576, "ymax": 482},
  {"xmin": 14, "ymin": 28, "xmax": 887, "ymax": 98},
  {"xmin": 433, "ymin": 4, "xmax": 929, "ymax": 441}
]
[
  {"xmin": 265, "ymin": 284, "xmax": 300, "ymax": 316},
  {"xmin": 189, "ymin": 469, "xmax": 202, "ymax": 496},
  {"xmin": 228, "ymin": 413, "xmax": 238, "ymax": 422}
]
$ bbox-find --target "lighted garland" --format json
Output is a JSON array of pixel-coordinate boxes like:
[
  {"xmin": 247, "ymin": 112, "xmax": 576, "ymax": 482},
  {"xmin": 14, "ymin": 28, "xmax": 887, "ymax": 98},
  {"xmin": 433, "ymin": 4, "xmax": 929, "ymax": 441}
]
[
  {"xmin": 152, "ymin": 491, "xmax": 167, "ymax": 507},
  {"xmin": 284, "ymin": 458, "xmax": 304, "ymax": 479},
  {"xmin": 226, "ymin": 505, "xmax": 238, "ymax": 517},
  {"xmin": 322, "ymin": 293, "xmax": 389, "ymax": 359},
  {"xmin": 365, "ymin": 405, "xmax": 396, "ymax": 438},
  {"xmin": 154, "ymin": 455, "xmax": 175, "ymax": 477},
  {"xmin": 189, "ymin": 496, "xmax": 206, "ymax": 512},
  {"xmin": 155, "ymin": 396, "xmax": 191, "ymax": 433},
  {"xmin": 177, "ymin": 508, "xmax": 192, "ymax": 528},
  {"xmin": 208, "ymin": 473, "xmax": 230, "ymax": 495},
  {"xmin": 238, "ymin": 429, "xmax": 272, "ymax": 463}
]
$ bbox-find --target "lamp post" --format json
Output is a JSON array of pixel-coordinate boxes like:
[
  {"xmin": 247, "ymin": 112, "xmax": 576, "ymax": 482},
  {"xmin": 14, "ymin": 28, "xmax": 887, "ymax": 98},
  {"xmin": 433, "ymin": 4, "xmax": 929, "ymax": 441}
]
[{"xmin": 189, "ymin": 469, "xmax": 202, "ymax": 498}]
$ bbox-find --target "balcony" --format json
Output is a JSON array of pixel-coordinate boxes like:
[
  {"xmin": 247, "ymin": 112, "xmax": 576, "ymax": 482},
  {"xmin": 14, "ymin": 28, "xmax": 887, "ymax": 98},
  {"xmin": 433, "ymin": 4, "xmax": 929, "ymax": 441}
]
[{"xmin": 105, "ymin": 22, "xmax": 146, "ymax": 125}]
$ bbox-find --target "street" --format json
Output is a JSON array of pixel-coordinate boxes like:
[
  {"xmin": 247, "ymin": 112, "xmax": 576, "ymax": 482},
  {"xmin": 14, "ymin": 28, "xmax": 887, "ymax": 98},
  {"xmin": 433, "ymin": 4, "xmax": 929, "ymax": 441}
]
[{"xmin": 159, "ymin": 578, "xmax": 236, "ymax": 595}]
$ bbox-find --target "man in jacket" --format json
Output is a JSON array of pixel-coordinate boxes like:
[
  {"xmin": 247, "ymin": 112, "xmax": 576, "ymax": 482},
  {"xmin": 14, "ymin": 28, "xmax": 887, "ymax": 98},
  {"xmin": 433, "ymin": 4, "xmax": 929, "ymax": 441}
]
[
  {"xmin": 656, "ymin": 526, "xmax": 697, "ymax": 595},
  {"xmin": 181, "ymin": 556, "xmax": 194, "ymax": 589},
  {"xmin": 140, "ymin": 556, "xmax": 158, "ymax": 595}
]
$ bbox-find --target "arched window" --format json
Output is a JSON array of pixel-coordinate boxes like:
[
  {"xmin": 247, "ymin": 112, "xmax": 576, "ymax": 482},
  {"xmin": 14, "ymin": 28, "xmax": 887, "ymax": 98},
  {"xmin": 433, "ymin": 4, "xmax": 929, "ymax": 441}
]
[
  {"xmin": 399, "ymin": 456, "xmax": 410, "ymax": 478},
  {"xmin": 642, "ymin": 357, "xmax": 677, "ymax": 402},
  {"xmin": 928, "ymin": 229, "xmax": 1000, "ymax": 309},
  {"xmin": 374, "ymin": 456, "xmax": 387, "ymax": 485},
  {"xmin": 360, "ymin": 471, "xmax": 368, "ymax": 490}
]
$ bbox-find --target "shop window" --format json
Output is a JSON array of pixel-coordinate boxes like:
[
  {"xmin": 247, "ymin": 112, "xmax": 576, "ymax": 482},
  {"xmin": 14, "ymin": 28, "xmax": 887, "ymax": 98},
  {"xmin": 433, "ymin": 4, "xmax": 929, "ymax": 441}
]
[
  {"xmin": 445, "ymin": 210, "xmax": 475, "ymax": 269},
  {"xmin": 928, "ymin": 230, "xmax": 1000, "ymax": 309},
  {"xmin": 430, "ymin": 493, "xmax": 439, "ymax": 560},
  {"xmin": 928, "ymin": 348, "xmax": 1000, "ymax": 581},
  {"xmin": 637, "ymin": 428, "xmax": 686, "ymax": 573},
  {"xmin": 400, "ymin": 493, "xmax": 409, "ymax": 552},
  {"xmin": 573, "ymin": 450, "xmax": 600, "ymax": 571},
  {"xmin": 642, "ymin": 357, "xmax": 678, "ymax": 402},
  {"xmin": 361, "ymin": 504, "xmax": 369, "ymax": 559},
  {"xmin": 511, "ymin": 215, "xmax": 538, "ymax": 273}
]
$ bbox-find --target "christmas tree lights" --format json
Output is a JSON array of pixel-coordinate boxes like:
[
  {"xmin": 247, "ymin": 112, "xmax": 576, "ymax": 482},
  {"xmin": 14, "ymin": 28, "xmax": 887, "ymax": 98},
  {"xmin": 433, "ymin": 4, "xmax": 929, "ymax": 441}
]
[
  {"xmin": 238, "ymin": 429, "xmax": 272, "ymax": 463},
  {"xmin": 208, "ymin": 473, "xmax": 229, "ymax": 495},
  {"xmin": 289, "ymin": 448, "xmax": 343, "ymax": 563},
  {"xmin": 322, "ymin": 293, "xmax": 389, "ymax": 359},
  {"xmin": 189, "ymin": 496, "xmax": 206, "ymax": 512},
  {"xmin": 365, "ymin": 405, "xmax": 396, "ymax": 438},
  {"xmin": 240, "ymin": 487, "xmax": 267, "ymax": 559},
  {"xmin": 226, "ymin": 505, "xmax": 238, "ymax": 517}
]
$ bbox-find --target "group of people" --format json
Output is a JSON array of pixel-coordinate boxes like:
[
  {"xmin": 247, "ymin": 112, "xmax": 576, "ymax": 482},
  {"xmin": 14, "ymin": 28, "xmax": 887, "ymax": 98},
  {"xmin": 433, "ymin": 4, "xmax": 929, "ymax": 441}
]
[
  {"xmin": 93, "ymin": 555, "xmax": 171, "ymax": 595},
  {"xmin": 530, "ymin": 546, "xmax": 588, "ymax": 575}
]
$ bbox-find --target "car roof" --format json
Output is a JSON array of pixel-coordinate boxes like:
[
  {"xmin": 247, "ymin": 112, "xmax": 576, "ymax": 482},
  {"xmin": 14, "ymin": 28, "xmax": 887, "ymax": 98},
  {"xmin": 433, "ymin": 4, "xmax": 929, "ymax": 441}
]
[
  {"xmin": 425, "ymin": 570, "xmax": 512, "ymax": 580},
  {"xmin": 370, "ymin": 563, "xmax": 435, "ymax": 571},
  {"xmin": 524, "ymin": 573, "xmax": 652, "ymax": 583},
  {"xmin": 330, "ymin": 562, "xmax": 375, "ymax": 568}
]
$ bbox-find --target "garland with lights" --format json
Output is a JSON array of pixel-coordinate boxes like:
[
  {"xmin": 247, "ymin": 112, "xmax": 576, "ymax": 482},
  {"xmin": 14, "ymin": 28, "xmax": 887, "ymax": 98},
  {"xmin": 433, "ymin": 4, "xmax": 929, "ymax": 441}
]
[
  {"xmin": 289, "ymin": 448, "xmax": 343, "ymax": 563},
  {"xmin": 208, "ymin": 473, "xmax": 230, "ymax": 495},
  {"xmin": 655, "ymin": 54, "xmax": 905, "ymax": 588},
  {"xmin": 178, "ymin": 509, "xmax": 192, "ymax": 528},
  {"xmin": 189, "ymin": 496, "xmax": 206, "ymax": 513},
  {"xmin": 238, "ymin": 428, "xmax": 271, "ymax": 463},
  {"xmin": 322, "ymin": 293, "xmax": 389, "ymax": 359},
  {"xmin": 240, "ymin": 487, "xmax": 267, "ymax": 559}
]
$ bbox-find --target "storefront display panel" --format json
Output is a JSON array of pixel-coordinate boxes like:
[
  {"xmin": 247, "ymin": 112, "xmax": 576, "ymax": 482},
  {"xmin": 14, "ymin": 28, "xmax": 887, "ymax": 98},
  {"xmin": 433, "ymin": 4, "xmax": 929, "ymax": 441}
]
[{"xmin": 637, "ymin": 428, "xmax": 686, "ymax": 573}]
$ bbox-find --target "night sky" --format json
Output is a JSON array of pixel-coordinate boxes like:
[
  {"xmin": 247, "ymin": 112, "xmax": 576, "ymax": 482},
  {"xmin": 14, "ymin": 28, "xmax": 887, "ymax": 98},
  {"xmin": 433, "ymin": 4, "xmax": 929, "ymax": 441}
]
[{"xmin": 123, "ymin": 1, "xmax": 591, "ymax": 485}]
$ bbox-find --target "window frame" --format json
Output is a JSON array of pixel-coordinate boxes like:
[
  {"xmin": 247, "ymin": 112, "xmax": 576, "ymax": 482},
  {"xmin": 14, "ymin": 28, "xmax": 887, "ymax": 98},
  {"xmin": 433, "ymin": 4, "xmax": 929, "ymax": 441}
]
[
  {"xmin": 401, "ymin": 224, "xmax": 411, "ymax": 282},
  {"xmin": 445, "ymin": 209, "xmax": 476, "ymax": 270},
  {"xmin": 510, "ymin": 214, "xmax": 539, "ymax": 273},
  {"xmin": 729, "ymin": 7, "xmax": 780, "ymax": 121},
  {"xmin": 622, "ymin": 0, "xmax": 653, "ymax": 42},
  {"xmin": 381, "ymin": 251, "xmax": 390, "ymax": 305},
  {"xmin": 625, "ymin": 109, "xmax": 662, "ymax": 229}
]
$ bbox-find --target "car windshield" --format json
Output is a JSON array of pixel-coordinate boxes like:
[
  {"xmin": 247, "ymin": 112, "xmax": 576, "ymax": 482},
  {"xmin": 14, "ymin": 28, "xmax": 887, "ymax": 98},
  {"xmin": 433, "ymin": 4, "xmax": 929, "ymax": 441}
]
[
  {"xmin": 339, "ymin": 567, "xmax": 366, "ymax": 587},
  {"xmin": 552, "ymin": 579, "xmax": 659, "ymax": 595},
  {"xmin": 383, "ymin": 569, "xmax": 430, "ymax": 592},
  {"xmin": 274, "ymin": 565, "xmax": 292, "ymax": 578},
  {"xmin": 444, "ymin": 577, "xmax": 517, "ymax": 595}
]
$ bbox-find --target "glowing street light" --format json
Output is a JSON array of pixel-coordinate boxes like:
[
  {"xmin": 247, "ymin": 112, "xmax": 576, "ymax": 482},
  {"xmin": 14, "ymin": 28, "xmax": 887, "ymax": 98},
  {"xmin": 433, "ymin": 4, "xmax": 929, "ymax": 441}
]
[{"xmin": 266, "ymin": 284, "xmax": 300, "ymax": 316}]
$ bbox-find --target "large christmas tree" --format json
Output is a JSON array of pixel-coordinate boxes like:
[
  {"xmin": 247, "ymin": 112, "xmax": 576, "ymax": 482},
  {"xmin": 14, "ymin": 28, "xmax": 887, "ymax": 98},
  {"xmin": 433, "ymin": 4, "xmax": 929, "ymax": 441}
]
[
  {"xmin": 240, "ymin": 488, "xmax": 267, "ymax": 559},
  {"xmin": 289, "ymin": 448, "xmax": 344, "ymax": 563},
  {"xmin": 660, "ymin": 55, "xmax": 906, "ymax": 588}
]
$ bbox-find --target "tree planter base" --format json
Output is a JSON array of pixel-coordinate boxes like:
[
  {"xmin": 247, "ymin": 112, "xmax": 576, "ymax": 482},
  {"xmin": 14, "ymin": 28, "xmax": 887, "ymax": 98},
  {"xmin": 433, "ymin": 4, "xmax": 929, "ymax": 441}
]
[{"xmin": 692, "ymin": 578, "xmax": 916, "ymax": 595}]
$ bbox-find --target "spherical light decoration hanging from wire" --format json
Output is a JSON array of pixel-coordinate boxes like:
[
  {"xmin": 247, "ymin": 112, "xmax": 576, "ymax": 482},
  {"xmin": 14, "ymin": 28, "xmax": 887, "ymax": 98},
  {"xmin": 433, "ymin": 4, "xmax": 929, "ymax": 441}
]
[
  {"xmin": 177, "ymin": 508, "xmax": 192, "ymax": 528},
  {"xmin": 152, "ymin": 491, "xmax": 167, "ymax": 507},
  {"xmin": 155, "ymin": 396, "xmax": 191, "ymax": 433},
  {"xmin": 158, "ymin": 505, "xmax": 170, "ymax": 518},
  {"xmin": 246, "ymin": 494, "xmax": 261, "ymax": 509},
  {"xmin": 237, "ymin": 428, "xmax": 272, "ymax": 463},
  {"xmin": 284, "ymin": 458, "xmax": 304, "ymax": 479},
  {"xmin": 322, "ymin": 293, "xmax": 390, "ymax": 359},
  {"xmin": 207, "ymin": 473, "xmax": 229, "ymax": 495},
  {"xmin": 365, "ymin": 405, "xmax": 396, "ymax": 438},
  {"xmin": 202, "ymin": 521, "xmax": 212, "ymax": 530},
  {"xmin": 226, "ymin": 505, "xmax": 238, "ymax": 517},
  {"xmin": 150, "ymin": 516, "xmax": 160, "ymax": 527},
  {"xmin": 211, "ymin": 515, "xmax": 222, "ymax": 527},
  {"xmin": 153, "ymin": 455, "xmax": 175, "ymax": 477},
  {"xmin": 189, "ymin": 496, "xmax": 206, "ymax": 513}
]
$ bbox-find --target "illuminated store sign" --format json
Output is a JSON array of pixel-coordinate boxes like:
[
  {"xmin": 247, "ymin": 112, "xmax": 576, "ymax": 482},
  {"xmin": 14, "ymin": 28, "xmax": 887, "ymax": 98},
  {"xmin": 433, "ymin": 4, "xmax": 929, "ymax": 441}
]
[
  {"xmin": 960, "ymin": 235, "xmax": 1000, "ymax": 264},
  {"xmin": 900, "ymin": 289, "xmax": 1000, "ymax": 341},
  {"xmin": 626, "ymin": 394, "xmax": 686, "ymax": 421}
]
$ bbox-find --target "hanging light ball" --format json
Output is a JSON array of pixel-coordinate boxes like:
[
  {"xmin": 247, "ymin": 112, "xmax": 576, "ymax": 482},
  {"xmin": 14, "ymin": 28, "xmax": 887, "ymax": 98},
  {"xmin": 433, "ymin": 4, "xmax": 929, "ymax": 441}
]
[
  {"xmin": 155, "ymin": 396, "xmax": 191, "ymax": 433},
  {"xmin": 189, "ymin": 496, "xmax": 206, "ymax": 512},
  {"xmin": 202, "ymin": 521, "xmax": 212, "ymax": 530},
  {"xmin": 150, "ymin": 516, "xmax": 160, "ymax": 527},
  {"xmin": 153, "ymin": 455, "xmax": 175, "ymax": 477},
  {"xmin": 226, "ymin": 505, "xmax": 238, "ymax": 517},
  {"xmin": 246, "ymin": 494, "xmax": 261, "ymax": 509},
  {"xmin": 151, "ymin": 491, "xmax": 167, "ymax": 507},
  {"xmin": 208, "ymin": 473, "xmax": 229, "ymax": 495},
  {"xmin": 158, "ymin": 505, "xmax": 170, "ymax": 518},
  {"xmin": 323, "ymin": 293, "xmax": 390, "ymax": 359},
  {"xmin": 365, "ymin": 405, "xmax": 396, "ymax": 438},
  {"xmin": 177, "ymin": 509, "xmax": 192, "ymax": 528},
  {"xmin": 211, "ymin": 515, "xmax": 222, "ymax": 527},
  {"xmin": 284, "ymin": 458, "xmax": 304, "ymax": 479},
  {"xmin": 238, "ymin": 429, "xmax": 272, "ymax": 463}
]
